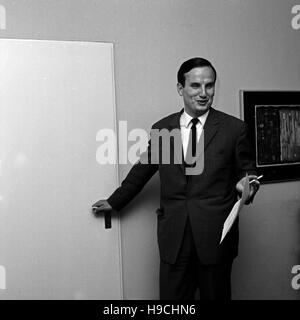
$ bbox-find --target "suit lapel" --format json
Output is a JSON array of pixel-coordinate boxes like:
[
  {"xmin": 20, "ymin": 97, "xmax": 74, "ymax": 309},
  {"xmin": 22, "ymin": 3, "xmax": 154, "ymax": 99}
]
[
  {"xmin": 166, "ymin": 109, "xmax": 185, "ymax": 173},
  {"xmin": 203, "ymin": 108, "xmax": 220, "ymax": 151}
]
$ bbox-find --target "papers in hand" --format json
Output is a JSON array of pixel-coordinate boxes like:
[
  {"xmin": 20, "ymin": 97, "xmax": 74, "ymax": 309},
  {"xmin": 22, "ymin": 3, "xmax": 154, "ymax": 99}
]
[{"xmin": 220, "ymin": 174, "xmax": 250, "ymax": 244}]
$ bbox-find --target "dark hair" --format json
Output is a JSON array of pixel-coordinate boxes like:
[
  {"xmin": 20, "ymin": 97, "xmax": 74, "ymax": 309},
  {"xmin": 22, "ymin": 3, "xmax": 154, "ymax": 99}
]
[{"xmin": 177, "ymin": 57, "xmax": 217, "ymax": 86}]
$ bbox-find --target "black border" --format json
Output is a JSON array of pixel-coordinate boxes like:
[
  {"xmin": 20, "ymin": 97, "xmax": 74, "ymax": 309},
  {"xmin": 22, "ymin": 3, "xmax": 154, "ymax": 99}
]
[{"xmin": 240, "ymin": 90, "xmax": 300, "ymax": 184}]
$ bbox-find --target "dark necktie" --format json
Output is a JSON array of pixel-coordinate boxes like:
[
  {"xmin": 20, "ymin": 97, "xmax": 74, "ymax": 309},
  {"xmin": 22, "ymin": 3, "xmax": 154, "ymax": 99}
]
[{"xmin": 185, "ymin": 117, "xmax": 199, "ymax": 168}]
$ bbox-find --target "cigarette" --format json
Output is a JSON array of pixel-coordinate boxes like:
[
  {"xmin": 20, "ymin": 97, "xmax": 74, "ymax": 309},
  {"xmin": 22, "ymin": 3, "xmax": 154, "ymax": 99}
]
[{"xmin": 249, "ymin": 175, "xmax": 263, "ymax": 184}]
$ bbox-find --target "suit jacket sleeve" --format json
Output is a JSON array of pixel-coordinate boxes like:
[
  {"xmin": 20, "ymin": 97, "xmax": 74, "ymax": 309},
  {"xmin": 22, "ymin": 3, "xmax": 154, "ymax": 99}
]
[
  {"xmin": 234, "ymin": 122, "xmax": 257, "ymax": 181},
  {"xmin": 107, "ymin": 127, "xmax": 158, "ymax": 211}
]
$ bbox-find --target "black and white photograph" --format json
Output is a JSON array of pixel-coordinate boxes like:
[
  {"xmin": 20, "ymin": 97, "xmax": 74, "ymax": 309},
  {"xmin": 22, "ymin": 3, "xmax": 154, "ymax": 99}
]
[{"xmin": 0, "ymin": 0, "xmax": 299, "ymax": 310}]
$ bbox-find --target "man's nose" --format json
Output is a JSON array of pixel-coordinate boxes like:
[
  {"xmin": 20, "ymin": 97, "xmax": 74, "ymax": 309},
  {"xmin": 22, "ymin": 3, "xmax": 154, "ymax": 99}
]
[{"xmin": 199, "ymin": 86, "xmax": 207, "ymax": 97}]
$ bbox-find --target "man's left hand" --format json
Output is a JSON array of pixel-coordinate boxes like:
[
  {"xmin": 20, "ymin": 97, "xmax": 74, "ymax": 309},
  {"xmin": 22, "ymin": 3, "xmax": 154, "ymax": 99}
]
[{"xmin": 236, "ymin": 175, "xmax": 260, "ymax": 205}]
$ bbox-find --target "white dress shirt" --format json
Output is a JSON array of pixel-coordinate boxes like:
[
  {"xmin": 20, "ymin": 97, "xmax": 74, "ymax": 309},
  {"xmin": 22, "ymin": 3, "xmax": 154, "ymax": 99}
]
[{"xmin": 180, "ymin": 109, "xmax": 210, "ymax": 159}]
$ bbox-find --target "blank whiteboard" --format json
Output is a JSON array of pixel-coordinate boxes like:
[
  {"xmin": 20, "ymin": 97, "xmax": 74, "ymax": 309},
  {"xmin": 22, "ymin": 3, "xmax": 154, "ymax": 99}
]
[{"xmin": 0, "ymin": 39, "xmax": 122, "ymax": 299}]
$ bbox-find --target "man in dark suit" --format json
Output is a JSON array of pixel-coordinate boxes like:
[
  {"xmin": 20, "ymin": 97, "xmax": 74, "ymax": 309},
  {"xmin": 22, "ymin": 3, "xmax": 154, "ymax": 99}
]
[{"xmin": 92, "ymin": 57, "xmax": 260, "ymax": 300}]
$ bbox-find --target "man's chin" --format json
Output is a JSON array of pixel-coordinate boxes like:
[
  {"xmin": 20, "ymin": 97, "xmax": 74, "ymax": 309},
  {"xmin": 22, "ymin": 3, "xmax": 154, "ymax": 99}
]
[{"xmin": 195, "ymin": 105, "xmax": 210, "ymax": 115}]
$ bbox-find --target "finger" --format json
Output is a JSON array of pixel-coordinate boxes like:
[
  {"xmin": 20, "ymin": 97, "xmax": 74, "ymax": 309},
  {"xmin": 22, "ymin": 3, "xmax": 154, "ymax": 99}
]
[
  {"xmin": 248, "ymin": 174, "xmax": 258, "ymax": 179},
  {"xmin": 92, "ymin": 206, "xmax": 104, "ymax": 213},
  {"xmin": 236, "ymin": 180, "xmax": 244, "ymax": 191},
  {"xmin": 249, "ymin": 180, "xmax": 260, "ymax": 189},
  {"xmin": 92, "ymin": 203, "xmax": 100, "ymax": 208},
  {"xmin": 248, "ymin": 175, "xmax": 258, "ymax": 183},
  {"xmin": 92, "ymin": 208, "xmax": 103, "ymax": 215}
]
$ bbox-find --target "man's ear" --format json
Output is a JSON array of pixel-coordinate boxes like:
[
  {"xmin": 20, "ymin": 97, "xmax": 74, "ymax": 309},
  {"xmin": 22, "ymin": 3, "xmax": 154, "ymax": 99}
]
[{"xmin": 177, "ymin": 83, "xmax": 183, "ymax": 96}]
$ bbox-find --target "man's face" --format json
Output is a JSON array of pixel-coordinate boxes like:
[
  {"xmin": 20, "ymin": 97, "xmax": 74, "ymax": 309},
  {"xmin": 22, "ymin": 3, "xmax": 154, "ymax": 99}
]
[{"xmin": 177, "ymin": 66, "xmax": 215, "ymax": 117}]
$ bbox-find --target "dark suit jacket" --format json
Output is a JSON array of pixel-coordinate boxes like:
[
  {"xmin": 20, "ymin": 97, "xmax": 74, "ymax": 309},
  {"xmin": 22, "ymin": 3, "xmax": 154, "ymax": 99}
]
[{"xmin": 107, "ymin": 108, "xmax": 256, "ymax": 265}]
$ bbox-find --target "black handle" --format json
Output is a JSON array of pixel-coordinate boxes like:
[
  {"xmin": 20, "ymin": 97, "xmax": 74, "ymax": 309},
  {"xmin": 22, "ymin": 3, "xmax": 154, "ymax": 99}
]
[{"xmin": 104, "ymin": 212, "xmax": 112, "ymax": 229}]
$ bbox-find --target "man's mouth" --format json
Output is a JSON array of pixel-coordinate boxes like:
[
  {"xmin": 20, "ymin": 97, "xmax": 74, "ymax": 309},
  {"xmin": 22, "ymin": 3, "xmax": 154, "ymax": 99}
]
[{"xmin": 196, "ymin": 99, "xmax": 208, "ymax": 105}]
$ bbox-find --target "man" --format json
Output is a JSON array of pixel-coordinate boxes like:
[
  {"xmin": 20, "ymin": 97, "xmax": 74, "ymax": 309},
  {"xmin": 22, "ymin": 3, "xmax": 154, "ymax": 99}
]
[{"xmin": 92, "ymin": 57, "xmax": 260, "ymax": 300}]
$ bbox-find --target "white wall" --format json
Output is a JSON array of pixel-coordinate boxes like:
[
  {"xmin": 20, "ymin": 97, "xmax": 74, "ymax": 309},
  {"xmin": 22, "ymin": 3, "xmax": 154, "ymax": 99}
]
[{"xmin": 0, "ymin": 0, "xmax": 299, "ymax": 299}]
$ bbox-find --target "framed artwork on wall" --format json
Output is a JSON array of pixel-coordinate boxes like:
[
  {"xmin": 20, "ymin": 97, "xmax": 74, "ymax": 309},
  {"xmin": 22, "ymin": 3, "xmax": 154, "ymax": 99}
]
[{"xmin": 240, "ymin": 90, "xmax": 300, "ymax": 184}]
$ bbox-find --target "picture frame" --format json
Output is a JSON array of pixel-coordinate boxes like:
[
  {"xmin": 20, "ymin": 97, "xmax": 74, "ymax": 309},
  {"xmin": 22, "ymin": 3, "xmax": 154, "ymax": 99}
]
[{"xmin": 240, "ymin": 90, "xmax": 300, "ymax": 184}]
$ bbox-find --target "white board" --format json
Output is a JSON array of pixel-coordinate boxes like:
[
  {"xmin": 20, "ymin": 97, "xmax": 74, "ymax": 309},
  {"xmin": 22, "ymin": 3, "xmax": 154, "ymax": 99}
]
[{"xmin": 0, "ymin": 39, "xmax": 122, "ymax": 299}]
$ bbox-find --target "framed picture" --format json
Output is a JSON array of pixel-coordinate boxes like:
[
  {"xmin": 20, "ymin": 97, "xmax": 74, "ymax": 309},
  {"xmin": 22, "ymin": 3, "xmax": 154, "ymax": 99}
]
[{"xmin": 240, "ymin": 90, "xmax": 300, "ymax": 183}]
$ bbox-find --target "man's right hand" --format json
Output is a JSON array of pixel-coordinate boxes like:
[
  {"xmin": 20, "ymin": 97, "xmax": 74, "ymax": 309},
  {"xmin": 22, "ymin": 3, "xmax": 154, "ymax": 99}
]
[{"xmin": 92, "ymin": 199, "xmax": 112, "ymax": 215}]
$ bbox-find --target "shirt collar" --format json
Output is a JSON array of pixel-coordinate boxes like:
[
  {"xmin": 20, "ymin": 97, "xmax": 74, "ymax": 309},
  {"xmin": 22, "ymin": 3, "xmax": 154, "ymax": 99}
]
[{"xmin": 180, "ymin": 109, "xmax": 210, "ymax": 128}]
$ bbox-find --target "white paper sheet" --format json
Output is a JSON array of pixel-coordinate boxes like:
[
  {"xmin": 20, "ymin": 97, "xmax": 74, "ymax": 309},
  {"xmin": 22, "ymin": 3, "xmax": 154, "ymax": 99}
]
[{"xmin": 220, "ymin": 174, "xmax": 250, "ymax": 244}]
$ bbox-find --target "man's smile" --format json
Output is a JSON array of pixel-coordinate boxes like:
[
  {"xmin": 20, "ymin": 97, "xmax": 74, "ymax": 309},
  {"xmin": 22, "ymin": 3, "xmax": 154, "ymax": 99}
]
[{"xmin": 195, "ymin": 99, "xmax": 209, "ymax": 105}]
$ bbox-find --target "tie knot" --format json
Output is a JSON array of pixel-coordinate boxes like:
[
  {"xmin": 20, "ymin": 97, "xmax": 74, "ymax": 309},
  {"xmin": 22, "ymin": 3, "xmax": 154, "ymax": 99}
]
[{"xmin": 191, "ymin": 118, "xmax": 199, "ymax": 126}]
